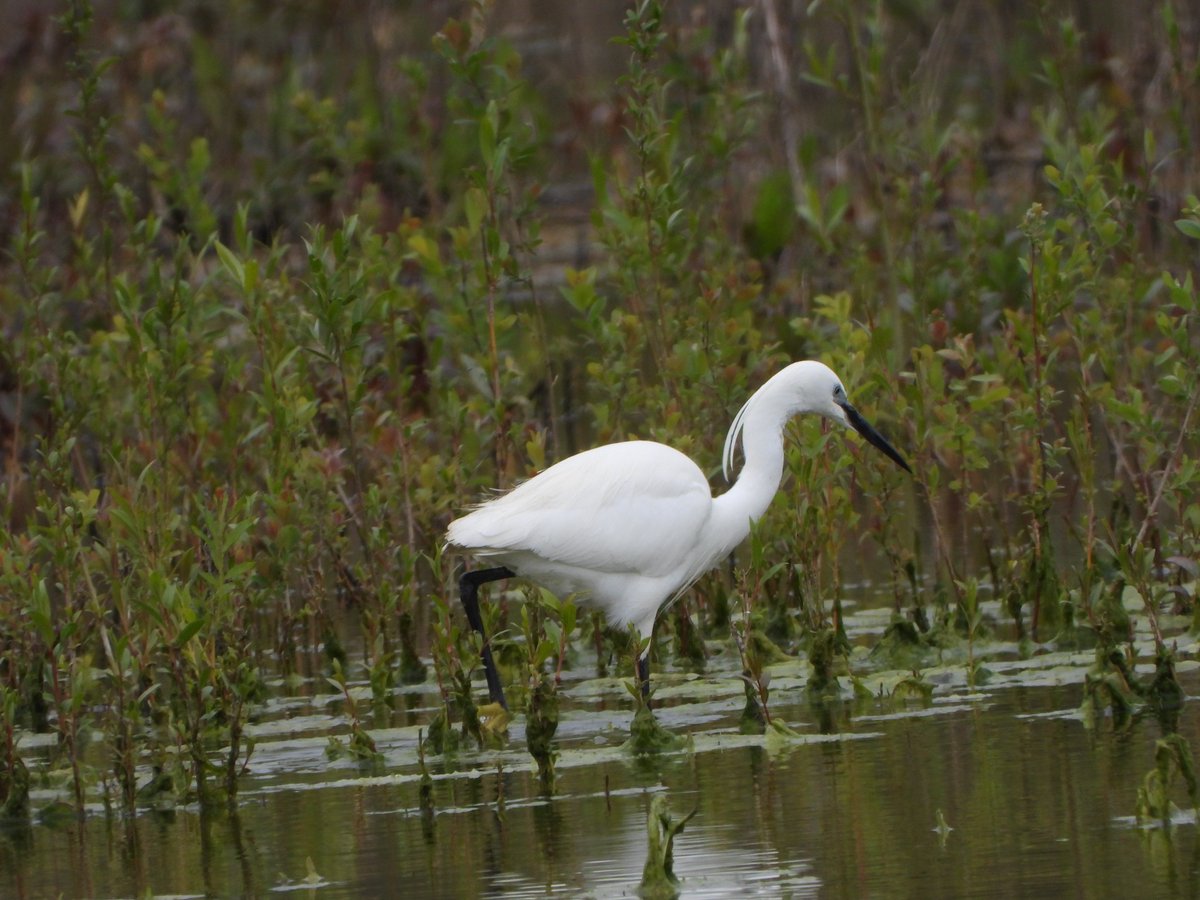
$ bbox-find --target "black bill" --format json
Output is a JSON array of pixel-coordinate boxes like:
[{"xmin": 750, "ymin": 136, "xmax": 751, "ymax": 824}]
[{"xmin": 839, "ymin": 401, "xmax": 913, "ymax": 474}]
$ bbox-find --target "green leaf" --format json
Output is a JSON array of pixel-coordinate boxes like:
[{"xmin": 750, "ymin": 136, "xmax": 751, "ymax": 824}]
[
  {"xmin": 176, "ymin": 616, "xmax": 206, "ymax": 647},
  {"xmin": 215, "ymin": 241, "xmax": 245, "ymax": 288},
  {"xmin": 1174, "ymin": 218, "xmax": 1200, "ymax": 240},
  {"xmin": 480, "ymin": 100, "xmax": 499, "ymax": 165},
  {"xmin": 464, "ymin": 187, "xmax": 487, "ymax": 235},
  {"xmin": 29, "ymin": 579, "xmax": 55, "ymax": 646}
]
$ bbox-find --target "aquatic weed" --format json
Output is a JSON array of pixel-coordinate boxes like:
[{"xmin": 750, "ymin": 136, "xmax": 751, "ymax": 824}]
[
  {"xmin": 1136, "ymin": 734, "xmax": 1199, "ymax": 825},
  {"xmin": 639, "ymin": 792, "xmax": 696, "ymax": 900}
]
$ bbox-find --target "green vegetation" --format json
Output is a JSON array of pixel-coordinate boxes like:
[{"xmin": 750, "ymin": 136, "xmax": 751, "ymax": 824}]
[
  {"xmin": 0, "ymin": 0, "xmax": 1197, "ymax": 831},
  {"xmin": 639, "ymin": 792, "xmax": 696, "ymax": 900}
]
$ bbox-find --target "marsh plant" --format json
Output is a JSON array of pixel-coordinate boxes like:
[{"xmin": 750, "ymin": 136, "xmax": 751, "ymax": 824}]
[
  {"xmin": 0, "ymin": 0, "xmax": 1197, "ymax": 818},
  {"xmin": 516, "ymin": 590, "xmax": 575, "ymax": 787},
  {"xmin": 639, "ymin": 792, "xmax": 697, "ymax": 900}
]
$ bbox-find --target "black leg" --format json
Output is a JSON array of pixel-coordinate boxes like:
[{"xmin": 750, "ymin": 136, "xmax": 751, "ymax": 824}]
[
  {"xmin": 459, "ymin": 566, "xmax": 515, "ymax": 709},
  {"xmin": 637, "ymin": 654, "xmax": 651, "ymax": 708}
]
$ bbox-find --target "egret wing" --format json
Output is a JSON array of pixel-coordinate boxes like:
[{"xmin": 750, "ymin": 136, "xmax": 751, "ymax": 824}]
[{"xmin": 449, "ymin": 441, "xmax": 714, "ymax": 577}]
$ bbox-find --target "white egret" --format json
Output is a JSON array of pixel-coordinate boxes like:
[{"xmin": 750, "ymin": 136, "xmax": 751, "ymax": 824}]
[{"xmin": 447, "ymin": 360, "xmax": 911, "ymax": 709}]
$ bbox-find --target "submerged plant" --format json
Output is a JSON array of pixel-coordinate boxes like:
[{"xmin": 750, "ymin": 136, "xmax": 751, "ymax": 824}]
[
  {"xmin": 891, "ymin": 672, "xmax": 935, "ymax": 704},
  {"xmin": 934, "ymin": 809, "xmax": 953, "ymax": 848},
  {"xmin": 525, "ymin": 676, "xmax": 559, "ymax": 790},
  {"xmin": 639, "ymin": 793, "xmax": 696, "ymax": 900},
  {"xmin": 624, "ymin": 690, "xmax": 688, "ymax": 758},
  {"xmin": 1082, "ymin": 642, "xmax": 1187, "ymax": 734},
  {"xmin": 324, "ymin": 660, "xmax": 383, "ymax": 768},
  {"xmin": 1080, "ymin": 647, "xmax": 1138, "ymax": 730},
  {"xmin": 869, "ymin": 617, "xmax": 936, "ymax": 673},
  {"xmin": 519, "ymin": 590, "xmax": 574, "ymax": 787},
  {"xmin": 1136, "ymin": 734, "xmax": 1199, "ymax": 824},
  {"xmin": 424, "ymin": 707, "xmax": 459, "ymax": 758}
]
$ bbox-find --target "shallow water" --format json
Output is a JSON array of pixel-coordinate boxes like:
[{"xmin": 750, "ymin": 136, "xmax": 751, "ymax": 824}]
[{"xmin": 5, "ymin": 605, "xmax": 1200, "ymax": 899}]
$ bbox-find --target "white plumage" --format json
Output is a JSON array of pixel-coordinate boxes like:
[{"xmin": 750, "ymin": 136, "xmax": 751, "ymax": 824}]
[{"xmin": 447, "ymin": 360, "xmax": 911, "ymax": 707}]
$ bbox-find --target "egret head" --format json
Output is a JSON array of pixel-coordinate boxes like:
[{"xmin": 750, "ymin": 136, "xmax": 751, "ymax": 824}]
[
  {"xmin": 821, "ymin": 370, "xmax": 912, "ymax": 474},
  {"xmin": 722, "ymin": 360, "xmax": 913, "ymax": 481},
  {"xmin": 777, "ymin": 361, "xmax": 912, "ymax": 473}
]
